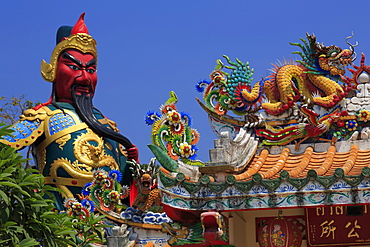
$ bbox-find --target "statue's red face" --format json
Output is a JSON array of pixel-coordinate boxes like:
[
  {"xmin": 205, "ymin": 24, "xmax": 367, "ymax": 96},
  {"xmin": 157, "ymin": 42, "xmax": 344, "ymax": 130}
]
[{"xmin": 55, "ymin": 49, "xmax": 97, "ymax": 103}]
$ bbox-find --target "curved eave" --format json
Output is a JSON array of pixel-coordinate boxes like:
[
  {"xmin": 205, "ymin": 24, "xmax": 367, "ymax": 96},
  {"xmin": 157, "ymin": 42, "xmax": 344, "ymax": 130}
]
[
  {"xmin": 158, "ymin": 144, "xmax": 370, "ymax": 211},
  {"xmin": 159, "ymin": 170, "xmax": 370, "ymax": 211}
]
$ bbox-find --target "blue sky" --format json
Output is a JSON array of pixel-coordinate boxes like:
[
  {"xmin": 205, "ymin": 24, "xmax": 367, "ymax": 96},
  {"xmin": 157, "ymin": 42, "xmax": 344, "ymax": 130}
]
[{"xmin": 1, "ymin": 1, "xmax": 370, "ymax": 163}]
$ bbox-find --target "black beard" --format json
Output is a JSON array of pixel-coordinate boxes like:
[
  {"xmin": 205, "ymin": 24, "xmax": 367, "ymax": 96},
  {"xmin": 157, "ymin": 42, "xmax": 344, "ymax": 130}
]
[{"xmin": 71, "ymin": 85, "xmax": 133, "ymax": 149}]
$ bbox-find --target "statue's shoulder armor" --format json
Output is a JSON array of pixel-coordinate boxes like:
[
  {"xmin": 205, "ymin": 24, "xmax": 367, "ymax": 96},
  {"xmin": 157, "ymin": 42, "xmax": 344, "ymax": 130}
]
[
  {"xmin": 0, "ymin": 106, "xmax": 52, "ymax": 149},
  {"xmin": 0, "ymin": 106, "xmax": 84, "ymax": 150}
]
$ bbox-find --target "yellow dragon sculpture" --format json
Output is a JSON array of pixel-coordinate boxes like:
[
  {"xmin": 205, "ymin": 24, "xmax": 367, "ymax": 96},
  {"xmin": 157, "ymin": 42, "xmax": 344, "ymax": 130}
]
[
  {"xmin": 262, "ymin": 33, "xmax": 357, "ymax": 115},
  {"xmin": 196, "ymin": 33, "xmax": 357, "ymax": 121}
]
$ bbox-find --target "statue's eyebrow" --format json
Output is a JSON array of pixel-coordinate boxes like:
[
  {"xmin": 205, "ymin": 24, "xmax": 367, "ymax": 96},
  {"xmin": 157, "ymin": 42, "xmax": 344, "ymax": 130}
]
[
  {"xmin": 86, "ymin": 59, "xmax": 97, "ymax": 67},
  {"xmin": 62, "ymin": 52, "xmax": 82, "ymax": 67}
]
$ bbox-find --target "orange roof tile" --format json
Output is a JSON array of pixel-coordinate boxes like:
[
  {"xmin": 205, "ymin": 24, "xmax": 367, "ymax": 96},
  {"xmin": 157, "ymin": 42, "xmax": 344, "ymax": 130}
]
[{"xmin": 233, "ymin": 144, "xmax": 370, "ymax": 181}]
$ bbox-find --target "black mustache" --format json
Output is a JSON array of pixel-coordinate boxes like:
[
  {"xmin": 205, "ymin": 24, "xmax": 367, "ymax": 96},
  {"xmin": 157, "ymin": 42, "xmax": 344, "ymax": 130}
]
[{"xmin": 71, "ymin": 85, "xmax": 133, "ymax": 149}]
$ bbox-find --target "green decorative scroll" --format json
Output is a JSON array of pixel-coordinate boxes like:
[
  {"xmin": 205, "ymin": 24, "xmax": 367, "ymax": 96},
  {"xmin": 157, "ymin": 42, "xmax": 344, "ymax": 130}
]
[
  {"xmin": 148, "ymin": 144, "xmax": 178, "ymax": 172},
  {"xmin": 226, "ymin": 175, "xmax": 236, "ymax": 185},
  {"xmin": 234, "ymin": 180, "xmax": 254, "ymax": 193},
  {"xmin": 334, "ymin": 168, "xmax": 345, "ymax": 178},
  {"xmin": 176, "ymin": 173, "xmax": 185, "ymax": 182},
  {"xmin": 252, "ymin": 173, "xmax": 262, "ymax": 183},
  {"xmin": 159, "ymin": 167, "xmax": 370, "ymax": 196},
  {"xmin": 162, "ymin": 189, "xmax": 370, "ymax": 211},
  {"xmin": 343, "ymin": 175, "xmax": 364, "ymax": 187},
  {"xmin": 362, "ymin": 167, "xmax": 370, "ymax": 176},
  {"xmin": 289, "ymin": 177, "xmax": 309, "ymax": 190},
  {"xmin": 316, "ymin": 175, "xmax": 336, "ymax": 188},
  {"xmin": 200, "ymin": 175, "xmax": 210, "ymax": 185},
  {"xmin": 182, "ymin": 180, "xmax": 202, "ymax": 194},
  {"xmin": 261, "ymin": 178, "xmax": 281, "ymax": 192},
  {"xmin": 159, "ymin": 169, "xmax": 177, "ymax": 187},
  {"xmin": 208, "ymin": 182, "xmax": 228, "ymax": 194}
]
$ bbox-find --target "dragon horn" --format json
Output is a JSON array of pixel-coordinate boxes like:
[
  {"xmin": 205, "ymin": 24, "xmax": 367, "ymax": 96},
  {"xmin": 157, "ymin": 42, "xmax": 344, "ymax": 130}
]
[{"xmin": 346, "ymin": 32, "xmax": 358, "ymax": 62}]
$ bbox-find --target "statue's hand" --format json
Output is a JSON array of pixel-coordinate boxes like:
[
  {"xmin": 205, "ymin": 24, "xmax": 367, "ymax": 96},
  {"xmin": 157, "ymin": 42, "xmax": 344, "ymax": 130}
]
[{"xmin": 126, "ymin": 144, "xmax": 139, "ymax": 163}]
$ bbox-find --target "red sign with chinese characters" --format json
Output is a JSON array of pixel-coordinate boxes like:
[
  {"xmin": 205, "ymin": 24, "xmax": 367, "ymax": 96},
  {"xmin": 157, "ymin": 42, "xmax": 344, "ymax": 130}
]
[{"xmin": 306, "ymin": 205, "xmax": 370, "ymax": 246}]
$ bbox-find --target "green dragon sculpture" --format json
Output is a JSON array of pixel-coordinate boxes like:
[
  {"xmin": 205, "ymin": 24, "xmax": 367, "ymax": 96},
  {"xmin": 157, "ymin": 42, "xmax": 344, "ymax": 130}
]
[{"xmin": 196, "ymin": 55, "xmax": 262, "ymax": 116}]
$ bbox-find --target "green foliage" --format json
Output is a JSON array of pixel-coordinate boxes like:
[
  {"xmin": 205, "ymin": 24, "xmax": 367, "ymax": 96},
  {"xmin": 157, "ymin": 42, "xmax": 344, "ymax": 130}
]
[
  {"xmin": 0, "ymin": 124, "xmax": 75, "ymax": 246},
  {"xmin": 0, "ymin": 95, "xmax": 39, "ymax": 168},
  {"xmin": 0, "ymin": 124, "xmax": 109, "ymax": 246},
  {"xmin": 70, "ymin": 214, "xmax": 110, "ymax": 246}
]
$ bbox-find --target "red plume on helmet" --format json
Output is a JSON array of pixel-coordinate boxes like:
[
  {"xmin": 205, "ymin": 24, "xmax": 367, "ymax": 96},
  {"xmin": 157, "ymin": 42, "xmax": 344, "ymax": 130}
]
[{"xmin": 71, "ymin": 13, "xmax": 89, "ymax": 35}]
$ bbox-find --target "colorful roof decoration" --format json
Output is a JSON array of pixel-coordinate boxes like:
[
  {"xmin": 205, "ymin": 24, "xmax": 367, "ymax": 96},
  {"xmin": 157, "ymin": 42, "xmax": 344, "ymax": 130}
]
[
  {"xmin": 145, "ymin": 33, "xmax": 370, "ymax": 214},
  {"xmin": 157, "ymin": 141, "xmax": 370, "ymax": 211}
]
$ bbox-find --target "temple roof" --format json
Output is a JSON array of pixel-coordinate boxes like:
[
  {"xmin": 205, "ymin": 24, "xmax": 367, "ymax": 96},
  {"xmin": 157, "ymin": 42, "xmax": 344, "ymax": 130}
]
[
  {"xmin": 157, "ymin": 141, "xmax": 370, "ymax": 211},
  {"xmin": 233, "ymin": 144, "xmax": 369, "ymax": 181}
]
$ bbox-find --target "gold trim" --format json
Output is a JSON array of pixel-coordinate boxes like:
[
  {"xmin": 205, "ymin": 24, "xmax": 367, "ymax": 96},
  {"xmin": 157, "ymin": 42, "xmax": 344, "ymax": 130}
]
[
  {"xmin": 0, "ymin": 120, "xmax": 45, "ymax": 150},
  {"xmin": 20, "ymin": 107, "xmax": 52, "ymax": 121},
  {"xmin": 38, "ymin": 114, "xmax": 109, "ymax": 152},
  {"xmin": 38, "ymin": 122, "xmax": 89, "ymax": 151},
  {"xmin": 36, "ymin": 149, "xmax": 47, "ymax": 174},
  {"xmin": 107, "ymin": 119, "xmax": 120, "ymax": 132},
  {"xmin": 41, "ymin": 33, "xmax": 97, "ymax": 82},
  {"xmin": 0, "ymin": 106, "xmax": 53, "ymax": 150},
  {"xmin": 99, "ymin": 118, "xmax": 109, "ymax": 125}
]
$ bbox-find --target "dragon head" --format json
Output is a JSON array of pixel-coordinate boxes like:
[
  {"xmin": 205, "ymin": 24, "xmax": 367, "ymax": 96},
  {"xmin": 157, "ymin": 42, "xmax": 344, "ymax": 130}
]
[{"xmin": 308, "ymin": 33, "xmax": 357, "ymax": 76}]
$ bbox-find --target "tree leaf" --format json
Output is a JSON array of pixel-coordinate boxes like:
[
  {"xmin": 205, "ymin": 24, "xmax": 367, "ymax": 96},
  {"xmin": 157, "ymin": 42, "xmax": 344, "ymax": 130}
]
[
  {"xmin": 53, "ymin": 229, "xmax": 76, "ymax": 235},
  {"xmin": 22, "ymin": 174, "xmax": 42, "ymax": 183},
  {"xmin": 0, "ymin": 181, "xmax": 22, "ymax": 189},
  {"xmin": 30, "ymin": 200, "xmax": 49, "ymax": 207},
  {"xmin": 18, "ymin": 181, "xmax": 35, "ymax": 187},
  {"xmin": 0, "ymin": 189, "xmax": 10, "ymax": 204},
  {"xmin": 0, "ymin": 172, "xmax": 13, "ymax": 178},
  {"xmin": 4, "ymin": 221, "xmax": 17, "ymax": 227},
  {"xmin": 17, "ymin": 237, "xmax": 39, "ymax": 247}
]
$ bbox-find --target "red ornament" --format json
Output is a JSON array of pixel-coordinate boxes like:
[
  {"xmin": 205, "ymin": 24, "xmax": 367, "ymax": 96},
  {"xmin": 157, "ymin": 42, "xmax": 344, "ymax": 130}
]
[
  {"xmin": 71, "ymin": 13, "xmax": 89, "ymax": 35},
  {"xmin": 337, "ymin": 120, "xmax": 345, "ymax": 127},
  {"xmin": 258, "ymin": 217, "xmax": 302, "ymax": 247}
]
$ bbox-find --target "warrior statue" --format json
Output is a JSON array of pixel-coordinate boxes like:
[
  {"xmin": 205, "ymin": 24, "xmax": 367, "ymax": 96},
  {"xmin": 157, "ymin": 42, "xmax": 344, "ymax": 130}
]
[{"xmin": 0, "ymin": 13, "xmax": 138, "ymax": 209}]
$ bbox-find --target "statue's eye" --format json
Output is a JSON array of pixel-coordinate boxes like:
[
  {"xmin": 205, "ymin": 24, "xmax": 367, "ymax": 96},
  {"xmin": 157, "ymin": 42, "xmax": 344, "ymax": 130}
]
[
  {"xmin": 87, "ymin": 69, "xmax": 96, "ymax": 74},
  {"xmin": 68, "ymin": 65, "xmax": 80, "ymax": 70}
]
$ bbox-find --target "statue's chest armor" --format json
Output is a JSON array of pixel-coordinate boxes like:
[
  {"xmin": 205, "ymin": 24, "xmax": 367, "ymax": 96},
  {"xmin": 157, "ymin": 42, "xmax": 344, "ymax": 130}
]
[{"xmin": 38, "ymin": 109, "xmax": 120, "ymax": 180}]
